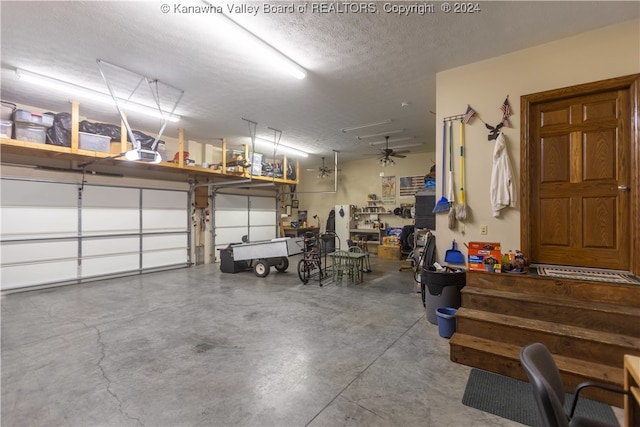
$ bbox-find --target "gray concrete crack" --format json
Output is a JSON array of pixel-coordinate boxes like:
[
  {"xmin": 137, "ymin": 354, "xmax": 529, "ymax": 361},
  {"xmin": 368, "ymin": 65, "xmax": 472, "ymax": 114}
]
[{"xmin": 94, "ymin": 325, "xmax": 145, "ymax": 427}]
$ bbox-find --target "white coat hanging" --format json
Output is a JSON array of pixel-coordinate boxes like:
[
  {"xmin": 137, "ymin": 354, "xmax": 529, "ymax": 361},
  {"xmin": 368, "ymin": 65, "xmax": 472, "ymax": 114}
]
[{"xmin": 490, "ymin": 132, "xmax": 516, "ymax": 217}]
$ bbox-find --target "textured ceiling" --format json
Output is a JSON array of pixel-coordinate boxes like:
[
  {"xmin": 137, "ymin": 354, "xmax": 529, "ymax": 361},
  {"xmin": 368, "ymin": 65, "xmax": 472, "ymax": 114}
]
[{"xmin": 1, "ymin": 1, "xmax": 638, "ymax": 167}]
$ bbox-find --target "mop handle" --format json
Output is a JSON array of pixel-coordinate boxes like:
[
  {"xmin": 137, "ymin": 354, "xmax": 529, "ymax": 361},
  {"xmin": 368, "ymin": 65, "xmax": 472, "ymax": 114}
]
[
  {"xmin": 441, "ymin": 120, "xmax": 446, "ymax": 196},
  {"xmin": 460, "ymin": 121, "xmax": 465, "ymax": 203}
]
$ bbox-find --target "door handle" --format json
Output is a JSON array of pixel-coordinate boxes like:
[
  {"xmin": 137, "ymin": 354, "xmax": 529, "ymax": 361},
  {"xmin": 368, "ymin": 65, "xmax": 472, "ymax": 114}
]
[{"xmin": 618, "ymin": 185, "xmax": 630, "ymax": 192}]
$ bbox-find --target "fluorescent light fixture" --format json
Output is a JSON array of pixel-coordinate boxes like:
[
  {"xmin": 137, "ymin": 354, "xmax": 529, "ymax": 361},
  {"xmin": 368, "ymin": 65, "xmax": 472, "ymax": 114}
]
[
  {"xmin": 253, "ymin": 137, "xmax": 309, "ymax": 158},
  {"xmin": 124, "ymin": 149, "xmax": 162, "ymax": 163},
  {"xmin": 341, "ymin": 119, "xmax": 392, "ymax": 133},
  {"xmin": 204, "ymin": 2, "xmax": 306, "ymax": 80},
  {"xmin": 357, "ymin": 129, "xmax": 405, "ymax": 140},
  {"xmin": 369, "ymin": 137, "xmax": 416, "ymax": 145},
  {"xmin": 15, "ymin": 68, "xmax": 181, "ymax": 122}
]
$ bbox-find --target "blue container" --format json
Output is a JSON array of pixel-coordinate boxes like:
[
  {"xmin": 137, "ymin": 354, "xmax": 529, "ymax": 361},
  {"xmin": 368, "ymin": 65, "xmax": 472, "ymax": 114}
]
[{"xmin": 436, "ymin": 307, "xmax": 458, "ymax": 338}]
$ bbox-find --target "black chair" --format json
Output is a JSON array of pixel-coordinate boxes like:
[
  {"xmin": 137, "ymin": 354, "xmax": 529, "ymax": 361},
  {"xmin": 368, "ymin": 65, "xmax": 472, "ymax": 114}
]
[{"xmin": 519, "ymin": 342, "xmax": 628, "ymax": 427}]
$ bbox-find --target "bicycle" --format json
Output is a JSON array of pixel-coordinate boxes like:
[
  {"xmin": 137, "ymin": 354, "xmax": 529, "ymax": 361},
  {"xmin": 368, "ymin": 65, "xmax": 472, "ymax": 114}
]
[{"xmin": 297, "ymin": 233, "xmax": 323, "ymax": 284}]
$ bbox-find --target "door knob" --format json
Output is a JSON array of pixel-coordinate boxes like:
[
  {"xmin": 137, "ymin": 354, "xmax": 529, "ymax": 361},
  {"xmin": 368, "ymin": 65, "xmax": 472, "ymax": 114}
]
[{"xmin": 618, "ymin": 185, "xmax": 630, "ymax": 191}]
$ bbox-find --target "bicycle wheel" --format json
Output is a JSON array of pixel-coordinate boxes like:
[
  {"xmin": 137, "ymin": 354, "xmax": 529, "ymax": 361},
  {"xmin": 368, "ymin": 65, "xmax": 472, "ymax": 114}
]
[{"xmin": 297, "ymin": 258, "xmax": 309, "ymax": 284}]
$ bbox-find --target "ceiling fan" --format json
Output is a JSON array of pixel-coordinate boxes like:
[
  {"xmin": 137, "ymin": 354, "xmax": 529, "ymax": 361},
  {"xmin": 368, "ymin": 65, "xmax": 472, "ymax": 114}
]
[
  {"xmin": 377, "ymin": 136, "xmax": 409, "ymax": 166},
  {"xmin": 306, "ymin": 156, "xmax": 338, "ymax": 178}
]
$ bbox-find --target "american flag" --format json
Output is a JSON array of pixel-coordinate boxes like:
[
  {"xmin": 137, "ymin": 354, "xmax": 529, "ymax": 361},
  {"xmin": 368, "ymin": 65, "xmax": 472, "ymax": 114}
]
[
  {"xmin": 500, "ymin": 97, "xmax": 512, "ymax": 117},
  {"xmin": 462, "ymin": 105, "xmax": 476, "ymax": 124}
]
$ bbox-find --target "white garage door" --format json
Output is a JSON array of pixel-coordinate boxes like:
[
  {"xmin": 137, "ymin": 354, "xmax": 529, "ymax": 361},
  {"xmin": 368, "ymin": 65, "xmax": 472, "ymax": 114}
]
[
  {"xmin": 213, "ymin": 193, "xmax": 277, "ymax": 261},
  {"xmin": 0, "ymin": 179, "xmax": 189, "ymax": 291}
]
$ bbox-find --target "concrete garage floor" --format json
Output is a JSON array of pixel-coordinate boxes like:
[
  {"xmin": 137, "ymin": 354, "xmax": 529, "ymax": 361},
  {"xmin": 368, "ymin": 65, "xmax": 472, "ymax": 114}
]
[{"xmin": 0, "ymin": 256, "xmax": 584, "ymax": 426}]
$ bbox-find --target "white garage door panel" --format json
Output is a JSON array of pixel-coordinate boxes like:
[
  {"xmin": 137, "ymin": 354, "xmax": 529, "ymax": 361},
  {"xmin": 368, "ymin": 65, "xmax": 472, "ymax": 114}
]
[
  {"xmin": 1, "ymin": 240, "xmax": 77, "ymax": 264},
  {"xmin": 143, "ymin": 189, "xmax": 187, "ymax": 208},
  {"xmin": 249, "ymin": 197, "xmax": 275, "ymax": 210},
  {"xmin": 142, "ymin": 209, "xmax": 187, "ymax": 232},
  {"xmin": 249, "ymin": 211, "xmax": 276, "ymax": 227},
  {"xmin": 2, "ymin": 207, "xmax": 78, "ymax": 236},
  {"xmin": 82, "ymin": 254, "xmax": 140, "ymax": 277},
  {"xmin": 250, "ymin": 226, "xmax": 276, "ymax": 242},
  {"xmin": 143, "ymin": 234, "xmax": 187, "ymax": 251},
  {"xmin": 82, "ymin": 208, "xmax": 140, "ymax": 234},
  {"xmin": 83, "ymin": 187, "xmax": 139, "ymax": 208},
  {"xmin": 1, "ymin": 261, "xmax": 77, "ymax": 290},
  {"xmin": 1, "ymin": 180, "xmax": 77, "ymax": 207},
  {"xmin": 143, "ymin": 249, "xmax": 187, "ymax": 268},
  {"xmin": 215, "ymin": 194, "xmax": 248, "ymax": 210},
  {"xmin": 215, "ymin": 210, "xmax": 249, "ymax": 227},
  {"xmin": 82, "ymin": 237, "xmax": 139, "ymax": 257},
  {"xmin": 215, "ymin": 227, "xmax": 248, "ymax": 245}
]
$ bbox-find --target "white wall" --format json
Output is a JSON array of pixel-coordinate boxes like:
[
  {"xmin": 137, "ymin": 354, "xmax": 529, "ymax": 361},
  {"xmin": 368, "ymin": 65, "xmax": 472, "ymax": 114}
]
[
  {"xmin": 435, "ymin": 19, "xmax": 640, "ymax": 264},
  {"xmin": 296, "ymin": 151, "xmax": 436, "ymax": 232}
]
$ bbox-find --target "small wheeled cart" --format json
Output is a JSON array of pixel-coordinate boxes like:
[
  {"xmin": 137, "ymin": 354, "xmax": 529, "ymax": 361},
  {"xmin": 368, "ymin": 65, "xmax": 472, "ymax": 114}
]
[{"xmin": 220, "ymin": 237, "xmax": 304, "ymax": 277}]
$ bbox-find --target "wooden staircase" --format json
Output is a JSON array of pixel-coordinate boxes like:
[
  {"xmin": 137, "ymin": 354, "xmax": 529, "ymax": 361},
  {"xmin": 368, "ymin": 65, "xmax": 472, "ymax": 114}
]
[{"xmin": 449, "ymin": 270, "xmax": 640, "ymax": 407}]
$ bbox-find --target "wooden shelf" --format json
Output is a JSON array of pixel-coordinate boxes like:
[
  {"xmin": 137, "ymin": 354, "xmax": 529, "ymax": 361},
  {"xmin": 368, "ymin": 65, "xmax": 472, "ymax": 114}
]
[{"xmin": 0, "ymin": 101, "xmax": 299, "ymax": 185}]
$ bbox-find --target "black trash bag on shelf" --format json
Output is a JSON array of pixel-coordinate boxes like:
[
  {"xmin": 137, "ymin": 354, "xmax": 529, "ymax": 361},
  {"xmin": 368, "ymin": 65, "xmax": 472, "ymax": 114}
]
[
  {"xmin": 286, "ymin": 162, "xmax": 296, "ymax": 181},
  {"xmin": 46, "ymin": 112, "xmax": 72, "ymax": 146},
  {"xmin": 79, "ymin": 121, "xmax": 162, "ymax": 149}
]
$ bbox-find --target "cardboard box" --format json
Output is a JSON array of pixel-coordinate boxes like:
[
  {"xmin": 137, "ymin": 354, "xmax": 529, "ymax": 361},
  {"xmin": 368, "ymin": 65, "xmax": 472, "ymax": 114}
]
[
  {"xmin": 378, "ymin": 245, "xmax": 401, "ymax": 260},
  {"xmin": 467, "ymin": 241, "xmax": 502, "ymax": 271}
]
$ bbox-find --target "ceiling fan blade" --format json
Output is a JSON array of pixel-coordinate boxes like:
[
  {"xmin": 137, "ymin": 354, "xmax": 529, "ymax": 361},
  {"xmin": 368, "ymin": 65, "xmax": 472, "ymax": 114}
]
[
  {"xmin": 390, "ymin": 153, "xmax": 407, "ymax": 158},
  {"xmin": 392, "ymin": 150, "xmax": 411, "ymax": 155}
]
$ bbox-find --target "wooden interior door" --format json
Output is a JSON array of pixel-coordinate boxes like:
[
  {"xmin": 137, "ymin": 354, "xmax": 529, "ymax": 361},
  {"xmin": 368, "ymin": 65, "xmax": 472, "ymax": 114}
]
[{"xmin": 523, "ymin": 77, "xmax": 638, "ymax": 271}]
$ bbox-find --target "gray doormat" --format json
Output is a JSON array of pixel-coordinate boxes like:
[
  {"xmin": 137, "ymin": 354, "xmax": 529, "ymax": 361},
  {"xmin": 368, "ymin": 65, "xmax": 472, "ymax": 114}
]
[
  {"xmin": 531, "ymin": 264, "xmax": 640, "ymax": 284},
  {"xmin": 462, "ymin": 369, "xmax": 619, "ymax": 427}
]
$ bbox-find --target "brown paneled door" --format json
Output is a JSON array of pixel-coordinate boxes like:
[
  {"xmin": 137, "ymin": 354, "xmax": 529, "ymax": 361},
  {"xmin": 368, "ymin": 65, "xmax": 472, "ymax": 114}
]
[{"xmin": 529, "ymin": 88, "xmax": 631, "ymax": 270}]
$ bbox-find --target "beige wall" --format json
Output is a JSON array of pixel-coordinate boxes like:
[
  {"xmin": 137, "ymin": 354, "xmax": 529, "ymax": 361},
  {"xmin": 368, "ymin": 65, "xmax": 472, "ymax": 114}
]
[
  {"xmin": 435, "ymin": 19, "xmax": 640, "ymax": 264},
  {"xmin": 295, "ymin": 151, "xmax": 436, "ymax": 232}
]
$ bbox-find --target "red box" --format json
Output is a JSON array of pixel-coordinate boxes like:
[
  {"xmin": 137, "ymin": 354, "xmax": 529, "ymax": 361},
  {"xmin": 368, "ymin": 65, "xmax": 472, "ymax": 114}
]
[{"xmin": 467, "ymin": 241, "xmax": 502, "ymax": 271}]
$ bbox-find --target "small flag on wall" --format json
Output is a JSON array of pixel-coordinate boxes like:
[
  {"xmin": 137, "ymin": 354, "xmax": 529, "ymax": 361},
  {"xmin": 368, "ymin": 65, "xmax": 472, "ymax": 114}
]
[
  {"xmin": 462, "ymin": 105, "xmax": 476, "ymax": 124},
  {"xmin": 500, "ymin": 96, "xmax": 512, "ymax": 117}
]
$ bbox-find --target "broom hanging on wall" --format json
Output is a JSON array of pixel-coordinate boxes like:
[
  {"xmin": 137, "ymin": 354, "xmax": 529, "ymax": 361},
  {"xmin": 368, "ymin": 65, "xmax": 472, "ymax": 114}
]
[
  {"xmin": 447, "ymin": 121, "xmax": 457, "ymax": 229},
  {"xmin": 456, "ymin": 120, "xmax": 467, "ymax": 220},
  {"xmin": 433, "ymin": 120, "xmax": 450, "ymax": 213}
]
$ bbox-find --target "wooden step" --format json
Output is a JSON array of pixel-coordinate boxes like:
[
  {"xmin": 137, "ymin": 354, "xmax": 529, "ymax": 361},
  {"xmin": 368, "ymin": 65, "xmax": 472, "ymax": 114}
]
[
  {"xmin": 466, "ymin": 270, "xmax": 640, "ymax": 308},
  {"xmin": 461, "ymin": 286, "xmax": 640, "ymax": 337},
  {"xmin": 455, "ymin": 308, "xmax": 640, "ymax": 368},
  {"xmin": 450, "ymin": 333, "xmax": 625, "ymax": 407}
]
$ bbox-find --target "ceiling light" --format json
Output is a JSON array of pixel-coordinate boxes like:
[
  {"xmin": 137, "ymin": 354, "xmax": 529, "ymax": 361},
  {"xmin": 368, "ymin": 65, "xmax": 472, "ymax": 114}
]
[
  {"xmin": 253, "ymin": 137, "xmax": 309, "ymax": 158},
  {"xmin": 369, "ymin": 137, "xmax": 416, "ymax": 145},
  {"xmin": 341, "ymin": 119, "xmax": 392, "ymax": 133},
  {"xmin": 15, "ymin": 68, "xmax": 181, "ymax": 122},
  {"xmin": 205, "ymin": 2, "xmax": 307, "ymax": 80},
  {"xmin": 357, "ymin": 129, "xmax": 405, "ymax": 140},
  {"xmin": 378, "ymin": 157, "xmax": 395, "ymax": 167}
]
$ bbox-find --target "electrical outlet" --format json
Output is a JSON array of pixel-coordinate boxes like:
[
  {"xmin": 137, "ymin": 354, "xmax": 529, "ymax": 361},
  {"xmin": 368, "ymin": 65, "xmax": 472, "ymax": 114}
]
[{"xmin": 480, "ymin": 225, "xmax": 488, "ymax": 235}]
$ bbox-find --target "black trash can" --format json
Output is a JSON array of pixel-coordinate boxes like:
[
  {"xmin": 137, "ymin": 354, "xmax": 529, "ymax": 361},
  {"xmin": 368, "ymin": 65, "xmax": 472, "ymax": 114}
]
[{"xmin": 421, "ymin": 268, "xmax": 466, "ymax": 325}]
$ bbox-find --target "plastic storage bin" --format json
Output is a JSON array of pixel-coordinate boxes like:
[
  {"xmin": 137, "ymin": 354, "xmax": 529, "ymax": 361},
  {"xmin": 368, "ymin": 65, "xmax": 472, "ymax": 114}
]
[
  {"xmin": 0, "ymin": 120, "xmax": 12, "ymax": 138},
  {"xmin": 13, "ymin": 109, "xmax": 54, "ymax": 128},
  {"xmin": 79, "ymin": 132, "xmax": 111, "ymax": 152},
  {"xmin": 14, "ymin": 122, "xmax": 46, "ymax": 143}
]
